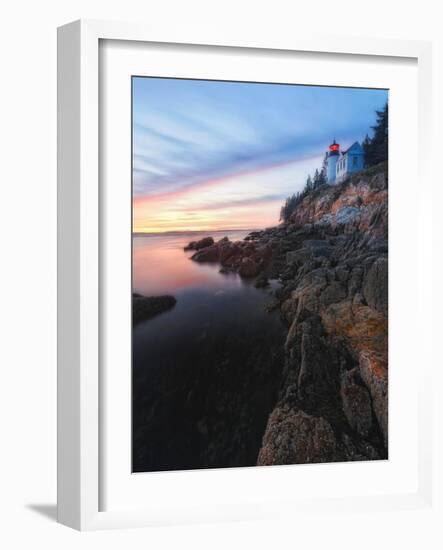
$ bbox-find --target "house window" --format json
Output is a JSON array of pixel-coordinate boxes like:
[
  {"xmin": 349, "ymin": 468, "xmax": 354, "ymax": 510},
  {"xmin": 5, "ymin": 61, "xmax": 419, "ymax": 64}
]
[{"xmin": 352, "ymin": 156, "xmax": 358, "ymax": 167}]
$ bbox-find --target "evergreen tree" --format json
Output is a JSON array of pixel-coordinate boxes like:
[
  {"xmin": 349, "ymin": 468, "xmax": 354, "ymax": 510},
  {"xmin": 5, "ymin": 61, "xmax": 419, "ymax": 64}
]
[
  {"xmin": 314, "ymin": 167, "xmax": 326, "ymax": 188},
  {"xmin": 305, "ymin": 174, "xmax": 313, "ymax": 192},
  {"xmin": 363, "ymin": 103, "xmax": 388, "ymax": 166},
  {"xmin": 280, "ymin": 167, "xmax": 327, "ymax": 222},
  {"xmin": 362, "ymin": 134, "xmax": 371, "ymax": 164}
]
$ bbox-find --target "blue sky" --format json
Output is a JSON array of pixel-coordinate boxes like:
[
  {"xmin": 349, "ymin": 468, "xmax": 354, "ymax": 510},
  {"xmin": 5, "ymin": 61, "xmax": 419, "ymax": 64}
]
[{"xmin": 132, "ymin": 77, "xmax": 388, "ymax": 232}]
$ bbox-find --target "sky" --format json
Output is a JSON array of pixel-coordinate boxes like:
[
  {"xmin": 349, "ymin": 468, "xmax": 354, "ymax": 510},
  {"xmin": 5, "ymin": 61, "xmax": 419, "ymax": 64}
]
[{"xmin": 132, "ymin": 77, "xmax": 388, "ymax": 233}]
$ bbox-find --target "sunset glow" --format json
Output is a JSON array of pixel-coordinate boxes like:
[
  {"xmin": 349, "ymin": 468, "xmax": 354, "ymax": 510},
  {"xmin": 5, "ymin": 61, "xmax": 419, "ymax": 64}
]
[
  {"xmin": 133, "ymin": 156, "xmax": 322, "ymax": 233},
  {"xmin": 132, "ymin": 78, "xmax": 388, "ymax": 233}
]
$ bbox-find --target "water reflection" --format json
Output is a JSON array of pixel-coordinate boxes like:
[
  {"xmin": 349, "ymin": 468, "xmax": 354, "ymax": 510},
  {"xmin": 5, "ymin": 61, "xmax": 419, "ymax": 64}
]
[{"xmin": 132, "ymin": 230, "xmax": 250, "ymax": 296}]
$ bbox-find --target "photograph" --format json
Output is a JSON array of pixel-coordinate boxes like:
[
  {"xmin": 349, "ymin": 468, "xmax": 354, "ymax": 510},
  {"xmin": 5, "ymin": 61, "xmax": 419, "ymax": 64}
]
[{"xmin": 131, "ymin": 77, "xmax": 389, "ymax": 473}]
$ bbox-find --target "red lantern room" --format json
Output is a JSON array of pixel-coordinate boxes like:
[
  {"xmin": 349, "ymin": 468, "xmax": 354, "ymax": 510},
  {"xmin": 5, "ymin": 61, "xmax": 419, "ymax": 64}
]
[{"xmin": 329, "ymin": 139, "xmax": 340, "ymax": 154}]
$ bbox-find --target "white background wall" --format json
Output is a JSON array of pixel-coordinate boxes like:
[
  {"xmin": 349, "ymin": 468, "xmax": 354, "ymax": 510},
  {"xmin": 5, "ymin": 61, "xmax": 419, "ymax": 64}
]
[{"xmin": 0, "ymin": 1, "xmax": 441, "ymax": 548}]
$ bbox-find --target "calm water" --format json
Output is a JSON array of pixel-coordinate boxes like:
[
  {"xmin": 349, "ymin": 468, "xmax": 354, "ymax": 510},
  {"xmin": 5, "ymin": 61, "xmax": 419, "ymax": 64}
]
[
  {"xmin": 132, "ymin": 231, "xmax": 286, "ymax": 471},
  {"xmin": 133, "ymin": 230, "xmax": 282, "ymax": 366},
  {"xmin": 133, "ymin": 230, "xmax": 253, "ymax": 296}
]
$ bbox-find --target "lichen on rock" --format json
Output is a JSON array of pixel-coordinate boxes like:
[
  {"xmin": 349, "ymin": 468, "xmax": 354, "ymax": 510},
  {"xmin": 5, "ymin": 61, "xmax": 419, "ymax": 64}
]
[{"xmin": 256, "ymin": 165, "xmax": 389, "ymax": 463}]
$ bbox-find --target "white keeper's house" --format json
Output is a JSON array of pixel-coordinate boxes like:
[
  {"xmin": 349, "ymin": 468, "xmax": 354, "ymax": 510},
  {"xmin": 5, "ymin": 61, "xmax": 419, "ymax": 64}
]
[{"xmin": 326, "ymin": 139, "xmax": 365, "ymax": 184}]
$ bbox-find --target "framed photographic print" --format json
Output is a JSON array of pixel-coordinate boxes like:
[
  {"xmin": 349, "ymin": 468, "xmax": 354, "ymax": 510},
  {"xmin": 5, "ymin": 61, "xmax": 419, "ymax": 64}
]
[
  {"xmin": 57, "ymin": 20, "xmax": 433, "ymax": 530},
  {"xmin": 131, "ymin": 77, "xmax": 389, "ymax": 472}
]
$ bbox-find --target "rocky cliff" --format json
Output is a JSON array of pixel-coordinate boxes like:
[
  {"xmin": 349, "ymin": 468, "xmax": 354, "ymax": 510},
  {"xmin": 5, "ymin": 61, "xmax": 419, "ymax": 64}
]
[{"xmin": 190, "ymin": 162, "xmax": 389, "ymax": 464}]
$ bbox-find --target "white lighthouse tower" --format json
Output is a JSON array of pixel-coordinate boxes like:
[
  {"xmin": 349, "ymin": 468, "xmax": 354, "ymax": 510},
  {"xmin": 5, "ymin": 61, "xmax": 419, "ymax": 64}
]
[{"xmin": 327, "ymin": 139, "xmax": 340, "ymax": 183}]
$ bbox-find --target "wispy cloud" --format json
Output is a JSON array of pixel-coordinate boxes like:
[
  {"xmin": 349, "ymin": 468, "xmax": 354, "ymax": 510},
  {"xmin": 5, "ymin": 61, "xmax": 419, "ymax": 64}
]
[{"xmin": 132, "ymin": 77, "xmax": 388, "ymax": 231}]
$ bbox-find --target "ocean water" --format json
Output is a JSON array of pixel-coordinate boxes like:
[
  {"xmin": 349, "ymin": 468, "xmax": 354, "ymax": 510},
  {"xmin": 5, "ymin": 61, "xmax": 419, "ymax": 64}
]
[
  {"xmin": 133, "ymin": 230, "xmax": 253, "ymax": 296},
  {"xmin": 132, "ymin": 230, "xmax": 286, "ymax": 472}
]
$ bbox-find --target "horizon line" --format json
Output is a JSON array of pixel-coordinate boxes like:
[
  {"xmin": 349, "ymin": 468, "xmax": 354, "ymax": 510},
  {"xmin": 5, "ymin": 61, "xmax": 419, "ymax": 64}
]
[{"xmin": 132, "ymin": 227, "xmax": 269, "ymax": 236}]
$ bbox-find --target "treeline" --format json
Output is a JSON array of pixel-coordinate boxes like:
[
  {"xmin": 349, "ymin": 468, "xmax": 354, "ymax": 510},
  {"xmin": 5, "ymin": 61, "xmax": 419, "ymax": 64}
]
[
  {"xmin": 279, "ymin": 102, "xmax": 389, "ymax": 223},
  {"xmin": 279, "ymin": 168, "xmax": 327, "ymax": 222},
  {"xmin": 363, "ymin": 102, "xmax": 388, "ymax": 167}
]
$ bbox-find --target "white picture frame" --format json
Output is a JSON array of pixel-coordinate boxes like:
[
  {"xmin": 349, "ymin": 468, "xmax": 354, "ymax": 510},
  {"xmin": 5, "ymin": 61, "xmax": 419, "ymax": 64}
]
[{"xmin": 57, "ymin": 19, "xmax": 433, "ymax": 531}]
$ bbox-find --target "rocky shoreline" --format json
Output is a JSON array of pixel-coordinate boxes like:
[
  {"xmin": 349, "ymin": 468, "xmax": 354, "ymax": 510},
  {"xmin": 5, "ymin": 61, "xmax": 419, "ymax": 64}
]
[{"xmin": 186, "ymin": 162, "xmax": 388, "ymax": 464}]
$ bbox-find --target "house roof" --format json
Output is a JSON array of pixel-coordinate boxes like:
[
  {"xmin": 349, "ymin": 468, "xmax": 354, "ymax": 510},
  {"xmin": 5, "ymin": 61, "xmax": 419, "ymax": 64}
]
[{"xmin": 341, "ymin": 141, "xmax": 363, "ymax": 155}]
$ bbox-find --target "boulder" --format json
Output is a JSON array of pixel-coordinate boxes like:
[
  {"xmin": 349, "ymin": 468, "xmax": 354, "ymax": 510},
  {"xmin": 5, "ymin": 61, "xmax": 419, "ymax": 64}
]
[
  {"xmin": 254, "ymin": 273, "xmax": 269, "ymax": 288},
  {"xmin": 191, "ymin": 244, "xmax": 220, "ymax": 262},
  {"xmin": 340, "ymin": 368, "xmax": 372, "ymax": 436},
  {"xmin": 362, "ymin": 256, "xmax": 388, "ymax": 316},
  {"xmin": 335, "ymin": 206, "xmax": 361, "ymax": 225},
  {"xmin": 286, "ymin": 248, "xmax": 311, "ymax": 266},
  {"xmin": 341, "ymin": 433, "xmax": 380, "ymax": 461},
  {"xmin": 319, "ymin": 281, "xmax": 347, "ymax": 308},
  {"xmin": 359, "ymin": 351, "xmax": 388, "ymax": 446},
  {"xmin": 132, "ymin": 294, "xmax": 177, "ymax": 325},
  {"xmin": 320, "ymin": 300, "xmax": 388, "ymax": 361},
  {"xmin": 295, "ymin": 316, "xmax": 340, "ymax": 405},
  {"xmin": 335, "ymin": 265, "xmax": 350, "ymax": 283},
  {"xmin": 238, "ymin": 257, "xmax": 260, "ymax": 278},
  {"xmin": 184, "ymin": 236, "xmax": 214, "ymax": 251},
  {"xmin": 257, "ymin": 408, "xmax": 338, "ymax": 465},
  {"xmin": 219, "ymin": 241, "xmax": 242, "ymax": 265}
]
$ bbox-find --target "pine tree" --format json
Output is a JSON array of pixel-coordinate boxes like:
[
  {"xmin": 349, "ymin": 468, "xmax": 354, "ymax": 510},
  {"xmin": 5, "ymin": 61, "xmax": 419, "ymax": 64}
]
[
  {"xmin": 305, "ymin": 175, "xmax": 313, "ymax": 192},
  {"xmin": 314, "ymin": 167, "xmax": 326, "ymax": 188},
  {"xmin": 280, "ymin": 167, "xmax": 327, "ymax": 223},
  {"xmin": 363, "ymin": 103, "xmax": 388, "ymax": 167},
  {"xmin": 362, "ymin": 133, "xmax": 371, "ymax": 165}
]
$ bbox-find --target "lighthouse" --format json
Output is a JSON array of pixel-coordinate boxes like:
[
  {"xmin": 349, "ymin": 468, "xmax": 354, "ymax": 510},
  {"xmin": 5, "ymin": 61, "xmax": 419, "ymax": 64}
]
[{"xmin": 327, "ymin": 139, "xmax": 340, "ymax": 183}]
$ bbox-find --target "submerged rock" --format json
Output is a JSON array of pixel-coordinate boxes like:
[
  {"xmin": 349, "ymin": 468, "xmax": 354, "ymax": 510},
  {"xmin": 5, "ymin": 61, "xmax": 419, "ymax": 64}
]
[
  {"xmin": 254, "ymin": 273, "xmax": 270, "ymax": 288},
  {"xmin": 132, "ymin": 293, "xmax": 177, "ymax": 325}
]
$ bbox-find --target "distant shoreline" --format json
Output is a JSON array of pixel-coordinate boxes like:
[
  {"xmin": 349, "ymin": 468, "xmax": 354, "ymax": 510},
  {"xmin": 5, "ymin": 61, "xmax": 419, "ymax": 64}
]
[{"xmin": 133, "ymin": 228, "xmax": 261, "ymax": 237}]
